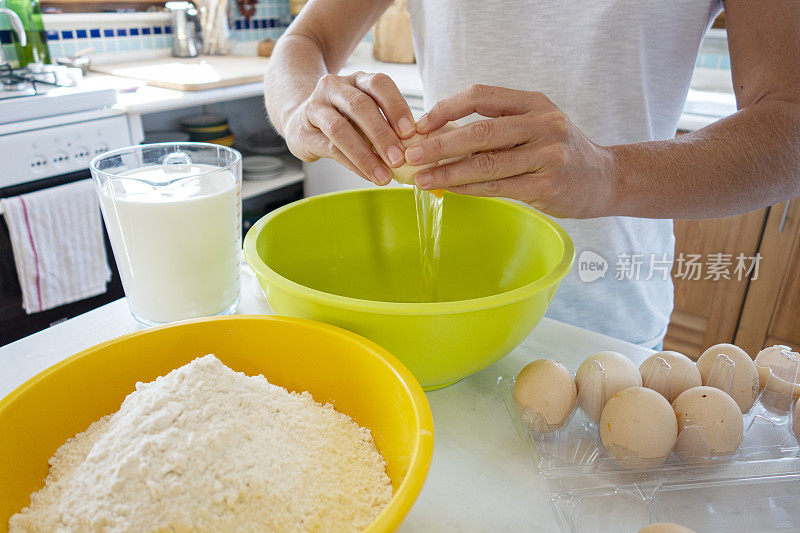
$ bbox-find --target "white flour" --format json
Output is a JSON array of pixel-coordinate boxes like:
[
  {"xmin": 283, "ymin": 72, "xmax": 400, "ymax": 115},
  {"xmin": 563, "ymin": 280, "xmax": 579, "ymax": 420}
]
[{"xmin": 9, "ymin": 355, "xmax": 393, "ymax": 532}]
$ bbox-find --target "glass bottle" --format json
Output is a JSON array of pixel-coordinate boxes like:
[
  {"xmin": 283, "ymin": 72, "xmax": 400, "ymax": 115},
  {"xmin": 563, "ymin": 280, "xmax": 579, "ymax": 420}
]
[{"xmin": 6, "ymin": 0, "xmax": 50, "ymax": 67}]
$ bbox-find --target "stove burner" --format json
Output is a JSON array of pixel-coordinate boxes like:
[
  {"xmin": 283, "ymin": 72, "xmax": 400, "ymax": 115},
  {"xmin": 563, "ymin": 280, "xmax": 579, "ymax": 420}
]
[{"xmin": 0, "ymin": 62, "xmax": 73, "ymax": 99}]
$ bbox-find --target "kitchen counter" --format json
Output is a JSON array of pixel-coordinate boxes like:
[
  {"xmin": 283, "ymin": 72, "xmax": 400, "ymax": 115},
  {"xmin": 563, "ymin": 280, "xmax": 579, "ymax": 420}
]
[
  {"xmin": 0, "ymin": 265, "xmax": 652, "ymax": 532},
  {"xmin": 87, "ymin": 41, "xmax": 734, "ymax": 132}
]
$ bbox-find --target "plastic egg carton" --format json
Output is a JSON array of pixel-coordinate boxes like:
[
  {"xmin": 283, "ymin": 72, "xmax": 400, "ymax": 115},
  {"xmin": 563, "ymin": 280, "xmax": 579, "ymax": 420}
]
[{"xmin": 497, "ymin": 350, "xmax": 800, "ymax": 532}]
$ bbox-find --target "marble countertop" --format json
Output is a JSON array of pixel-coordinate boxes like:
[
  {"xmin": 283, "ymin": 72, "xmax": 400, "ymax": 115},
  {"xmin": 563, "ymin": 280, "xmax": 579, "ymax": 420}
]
[{"xmin": 0, "ymin": 265, "xmax": 652, "ymax": 531}]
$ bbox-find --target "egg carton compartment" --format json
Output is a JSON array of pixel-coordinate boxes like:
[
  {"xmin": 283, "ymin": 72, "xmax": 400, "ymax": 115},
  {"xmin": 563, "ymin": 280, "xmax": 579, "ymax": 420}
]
[
  {"xmin": 498, "ymin": 350, "xmax": 800, "ymax": 532},
  {"xmin": 547, "ymin": 473, "xmax": 800, "ymax": 533}
]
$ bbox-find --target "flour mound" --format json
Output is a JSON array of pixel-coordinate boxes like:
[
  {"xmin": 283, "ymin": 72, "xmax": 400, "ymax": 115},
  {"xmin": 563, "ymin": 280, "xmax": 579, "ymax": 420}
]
[{"xmin": 9, "ymin": 354, "xmax": 393, "ymax": 532}]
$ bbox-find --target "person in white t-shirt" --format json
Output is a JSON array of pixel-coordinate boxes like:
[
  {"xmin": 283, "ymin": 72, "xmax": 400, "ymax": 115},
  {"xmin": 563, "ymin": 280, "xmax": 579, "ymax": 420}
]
[{"xmin": 264, "ymin": 0, "xmax": 800, "ymax": 348}]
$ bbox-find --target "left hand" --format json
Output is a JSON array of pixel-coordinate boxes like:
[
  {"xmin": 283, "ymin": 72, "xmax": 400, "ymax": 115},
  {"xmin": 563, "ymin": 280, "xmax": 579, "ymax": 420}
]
[{"xmin": 406, "ymin": 84, "xmax": 618, "ymax": 219}]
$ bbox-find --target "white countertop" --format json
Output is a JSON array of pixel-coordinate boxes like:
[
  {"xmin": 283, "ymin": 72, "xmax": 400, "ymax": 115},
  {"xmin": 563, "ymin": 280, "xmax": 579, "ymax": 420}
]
[
  {"xmin": 0, "ymin": 265, "xmax": 652, "ymax": 532},
  {"xmin": 91, "ymin": 41, "xmax": 735, "ymax": 132}
]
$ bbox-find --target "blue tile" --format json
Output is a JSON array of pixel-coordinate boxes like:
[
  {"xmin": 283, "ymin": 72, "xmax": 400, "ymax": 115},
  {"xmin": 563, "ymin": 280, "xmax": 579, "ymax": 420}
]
[
  {"xmin": 164, "ymin": 25, "xmax": 172, "ymax": 34},
  {"xmin": 141, "ymin": 27, "xmax": 151, "ymax": 35},
  {"xmin": 61, "ymin": 30, "xmax": 74, "ymax": 40},
  {"xmin": 153, "ymin": 26, "xmax": 162, "ymax": 35},
  {"xmin": 699, "ymin": 53, "xmax": 716, "ymax": 68},
  {"xmin": 129, "ymin": 27, "xmax": 139, "ymax": 36},
  {"xmin": 234, "ymin": 19, "xmax": 243, "ymax": 30},
  {"xmin": 719, "ymin": 55, "xmax": 731, "ymax": 70},
  {"xmin": 116, "ymin": 28, "xmax": 127, "ymax": 37},
  {"xmin": 117, "ymin": 39, "xmax": 130, "ymax": 51},
  {"xmin": 45, "ymin": 30, "xmax": 59, "ymax": 41},
  {"xmin": 0, "ymin": 29, "xmax": 11, "ymax": 44},
  {"xmin": 103, "ymin": 29, "xmax": 115, "ymax": 38},
  {"xmin": 244, "ymin": 19, "xmax": 251, "ymax": 29},
  {"xmin": 75, "ymin": 29, "xmax": 87, "ymax": 39},
  {"xmin": 90, "ymin": 28, "xmax": 101, "ymax": 38}
]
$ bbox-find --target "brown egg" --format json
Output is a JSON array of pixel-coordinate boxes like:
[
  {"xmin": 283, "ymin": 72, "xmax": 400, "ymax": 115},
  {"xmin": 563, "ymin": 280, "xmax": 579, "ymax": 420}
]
[
  {"xmin": 755, "ymin": 345, "xmax": 800, "ymax": 399},
  {"xmin": 672, "ymin": 386, "xmax": 743, "ymax": 462},
  {"xmin": 696, "ymin": 344, "xmax": 759, "ymax": 413},
  {"xmin": 576, "ymin": 351, "xmax": 642, "ymax": 423},
  {"xmin": 599, "ymin": 387, "xmax": 678, "ymax": 469},
  {"xmin": 639, "ymin": 524, "xmax": 697, "ymax": 533},
  {"xmin": 640, "ymin": 351, "xmax": 702, "ymax": 403},
  {"xmin": 513, "ymin": 359, "xmax": 577, "ymax": 433}
]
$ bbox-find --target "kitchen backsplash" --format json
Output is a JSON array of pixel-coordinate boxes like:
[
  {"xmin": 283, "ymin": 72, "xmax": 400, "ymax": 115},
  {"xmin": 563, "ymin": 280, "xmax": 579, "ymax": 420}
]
[{"xmin": 0, "ymin": 0, "xmax": 291, "ymax": 65}]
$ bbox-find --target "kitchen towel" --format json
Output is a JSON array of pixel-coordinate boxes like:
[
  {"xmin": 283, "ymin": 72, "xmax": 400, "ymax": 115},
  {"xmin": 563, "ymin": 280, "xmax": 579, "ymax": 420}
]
[{"xmin": 0, "ymin": 179, "xmax": 111, "ymax": 314}]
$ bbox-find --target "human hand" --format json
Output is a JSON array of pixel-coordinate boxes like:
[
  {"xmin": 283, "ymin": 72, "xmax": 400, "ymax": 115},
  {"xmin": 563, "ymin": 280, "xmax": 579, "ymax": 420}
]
[
  {"xmin": 406, "ymin": 85, "xmax": 617, "ymax": 218},
  {"xmin": 282, "ymin": 71, "xmax": 416, "ymax": 185}
]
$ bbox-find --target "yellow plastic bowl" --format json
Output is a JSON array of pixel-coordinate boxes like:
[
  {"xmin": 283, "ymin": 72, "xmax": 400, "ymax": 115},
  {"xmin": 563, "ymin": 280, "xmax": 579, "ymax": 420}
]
[
  {"xmin": 244, "ymin": 188, "xmax": 574, "ymax": 390},
  {"xmin": 0, "ymin": 316, "xmax": 433, "ymax": 533}
]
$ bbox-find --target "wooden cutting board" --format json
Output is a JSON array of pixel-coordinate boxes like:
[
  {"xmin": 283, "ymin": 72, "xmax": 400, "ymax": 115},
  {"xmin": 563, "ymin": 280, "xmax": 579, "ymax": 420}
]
[{"xmin": 91, "ymin": 55, "xmax": 270, "ymax": 91}]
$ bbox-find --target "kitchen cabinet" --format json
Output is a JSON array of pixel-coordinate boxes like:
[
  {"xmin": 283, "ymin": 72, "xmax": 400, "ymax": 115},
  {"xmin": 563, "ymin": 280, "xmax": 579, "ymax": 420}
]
[
  {"xmin": 664, "ymin": 200, "xmax": 800, "ymax": 358},
  {"xmin": 735, "ymin": 199, "xmax": 800, "ymax": 354}
]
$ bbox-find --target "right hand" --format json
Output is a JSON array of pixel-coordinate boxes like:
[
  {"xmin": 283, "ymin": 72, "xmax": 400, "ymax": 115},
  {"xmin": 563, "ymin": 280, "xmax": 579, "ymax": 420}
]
[{"xmin": 281, "ymin": 71, "xmax": 416, "ymax": 185}]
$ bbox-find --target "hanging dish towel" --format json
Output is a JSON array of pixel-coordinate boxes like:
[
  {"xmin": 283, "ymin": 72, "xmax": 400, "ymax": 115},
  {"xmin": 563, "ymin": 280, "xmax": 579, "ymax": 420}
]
[{"xmin": 1, "ymin": 179, "xmax": 111, "ymax": 314}]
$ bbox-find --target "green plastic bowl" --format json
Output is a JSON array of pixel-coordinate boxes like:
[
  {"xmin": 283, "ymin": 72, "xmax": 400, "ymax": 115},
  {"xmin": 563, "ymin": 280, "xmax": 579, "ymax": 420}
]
[{"xmin": 244, "ymin": 188, "xmax": 574, "ymax": 390}]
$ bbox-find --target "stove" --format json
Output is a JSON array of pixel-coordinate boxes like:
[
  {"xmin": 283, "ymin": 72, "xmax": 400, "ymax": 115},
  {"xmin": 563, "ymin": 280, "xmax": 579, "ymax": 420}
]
[
  {"xmin": 0, "ymin": 62, "xmax": 132, "ymax": 343},
  {"xmin": 0, "ymin": 63, "xmax": 119, "ymax": 126},
  {"xmin": 0, "ymin": 63, "xmax": 131, "ymax": 188}
]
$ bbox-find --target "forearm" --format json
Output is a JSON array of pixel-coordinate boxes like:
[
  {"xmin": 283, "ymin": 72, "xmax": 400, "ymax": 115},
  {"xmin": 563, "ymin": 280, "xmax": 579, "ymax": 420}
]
[
  {"xmin": 264, "ymin": 33, "xmax": 329, "ymax": 135},
  {"xmin": 610, "ymin": 99, "xmax": 800, "ymax": 219},
  {"xmin": 263, "ymin": 0, "xmax": 388, "ymax": 136}
]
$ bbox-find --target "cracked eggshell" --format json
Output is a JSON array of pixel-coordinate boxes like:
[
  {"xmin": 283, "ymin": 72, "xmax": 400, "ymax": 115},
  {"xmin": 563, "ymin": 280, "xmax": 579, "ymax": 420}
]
[
  {"xmin": 672, "ymin": 386, "xmax": 743, "ymax": 459},
  {"xmin": 392, "ymin": 132, "xmax": 435, "ymax": 184},
  {"xmin": 575, "ymin": 351, "xmax": 642, "ymax": 423},
  {"xmin": 599, "ymin": 386, "xmax": 678, "ymax": 469},
  {"xmin": 755, "ymin": 345, "xmax": 800, "ymax": 398},
  {"xmin": 640, "ymin": 351, "xmax": 702, "ymax": 403},
  {"xmin": 696, "ymin": 344, "xmax": 759, "ymax": 413},
  {"xmin": 513, "ymin": 359, "xmax": 577, "ymax": 433}
]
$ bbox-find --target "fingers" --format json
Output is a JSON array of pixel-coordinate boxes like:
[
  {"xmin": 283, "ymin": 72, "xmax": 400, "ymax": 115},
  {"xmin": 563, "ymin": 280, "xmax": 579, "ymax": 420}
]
[
  {"xmin": 445, "ymin": 173, "xmax": 533, "ymax": 199},
  {"xmin": 414, "ymin": 144, "xmax": 541, "ymax": 190},
  {"xmin": 329, "ymin": 83, "xmax": 406, "ymax": 169},
  {"xmin": 417, "ymin": 84, "xmax": 548, "ymax": 133},
  {"xmin": 406, "ymin": 115, "xmax": 533, "ymax": 166},
  {"xmin": 306, "ymin": 102, "xmax": 392, "ymax": 185},
  {"xmin": 353, "ymin": 72, "xmax": 416, "ymax": 139}
]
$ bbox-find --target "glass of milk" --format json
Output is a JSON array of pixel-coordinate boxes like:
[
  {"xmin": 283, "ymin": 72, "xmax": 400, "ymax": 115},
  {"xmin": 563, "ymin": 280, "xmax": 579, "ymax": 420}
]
[{"xmin": 90, "ymin": 143, "xmax": 242, "ymax": 326}]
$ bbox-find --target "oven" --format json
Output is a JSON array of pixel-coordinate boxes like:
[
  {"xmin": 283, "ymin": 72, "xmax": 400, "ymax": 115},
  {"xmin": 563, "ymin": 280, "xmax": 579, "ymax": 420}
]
[
  {"xmin": 0, "ymin": 171, "xmax": 125, "ymax": 345},
  {"xmin": 0, "ymin": 80, "xmax": 133, "ymax": 345}
]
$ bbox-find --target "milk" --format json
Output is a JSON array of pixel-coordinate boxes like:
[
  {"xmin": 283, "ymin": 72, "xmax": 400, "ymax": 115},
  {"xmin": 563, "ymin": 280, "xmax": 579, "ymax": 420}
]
[{"xmin": 98, "ymin": 164, "xmax": 241, "ymax": 324}]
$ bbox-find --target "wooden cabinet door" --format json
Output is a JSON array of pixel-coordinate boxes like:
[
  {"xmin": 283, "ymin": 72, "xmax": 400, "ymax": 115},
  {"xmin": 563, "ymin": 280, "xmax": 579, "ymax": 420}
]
[
  {"xmin": 664, "ymin": 209, "xmax": 767, "ymax": 358},
  {"xmin": 736, "ymin": 200, "xmax": 800, "ymax": 355}
]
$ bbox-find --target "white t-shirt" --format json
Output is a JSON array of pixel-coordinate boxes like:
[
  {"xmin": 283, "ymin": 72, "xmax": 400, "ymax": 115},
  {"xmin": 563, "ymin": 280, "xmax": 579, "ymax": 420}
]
[{"xmin": 407, "ymin": 0, "xmax": 723, "ymax": 348}]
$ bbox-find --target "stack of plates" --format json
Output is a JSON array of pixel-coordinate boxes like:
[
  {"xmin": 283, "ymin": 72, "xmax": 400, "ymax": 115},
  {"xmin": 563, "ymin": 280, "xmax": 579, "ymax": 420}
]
[
  {"xmin": 238, "ymin": 128, "xmax": 288, "ymax": 156},
  {"xmin": 242, "ymin": 155, "xmax": 285, "ymax": 181},
  {"xmin": 143, "ymin": 130, "xmax": 192, "ymax": 144},
  {"xmin": 180, "ymin": 113, "xmax": 235, "ymax": 147}
]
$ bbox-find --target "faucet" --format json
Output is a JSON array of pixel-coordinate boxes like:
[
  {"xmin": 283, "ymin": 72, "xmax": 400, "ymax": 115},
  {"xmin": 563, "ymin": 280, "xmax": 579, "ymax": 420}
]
[{"xmin": 0, "ymin": 8, "xmax": 26, "ymax": 66}]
